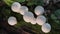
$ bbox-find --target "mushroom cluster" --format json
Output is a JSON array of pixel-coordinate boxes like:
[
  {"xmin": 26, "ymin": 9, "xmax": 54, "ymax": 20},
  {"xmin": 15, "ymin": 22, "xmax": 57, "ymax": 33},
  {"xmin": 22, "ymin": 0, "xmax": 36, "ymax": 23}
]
[
  {"xmin": 11, "ymin": 2, "xmax": 28, "ymax": 15},
  {"xmin": 35, "ymin": 6, "xmax": 51, "ymax": 33},
  {"xmin": 8, "ymin": 2, "xmax": 51, "ymax": 33}
]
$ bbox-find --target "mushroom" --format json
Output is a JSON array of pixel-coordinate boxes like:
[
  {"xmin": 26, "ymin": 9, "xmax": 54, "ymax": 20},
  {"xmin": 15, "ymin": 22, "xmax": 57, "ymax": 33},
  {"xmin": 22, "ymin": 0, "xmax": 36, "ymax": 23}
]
[
  {"xmin": 19, "ymin": 6, "xmax": 28, "ymax": 15},
  {"xmin": 11, "ymin": 2, "xmax": 21, "ymax": 13},
  {"xmin": 36, "ymin": 15, "xmax": 46, "ymax": 25},
  {"xmin": 41, "ymin": 23, "xmax": 51, "ymax": 33},
  {"xmin": 21, "ymin": 6, "xmax": 28, "ymax": 11},
  {"xmin": 8, "ymin": 16, "xmax": 17, "ymax": 26},
  {"xmin": 23, "ymin": 12, "xmax": 34, "ymax": 22},
  {"xmin": 34, "ymin": 6, "xmax": 44, "ymax": 15},
  {"xmin": 30, "ymin": 18, "xmax": 36, "ymax": 24}
]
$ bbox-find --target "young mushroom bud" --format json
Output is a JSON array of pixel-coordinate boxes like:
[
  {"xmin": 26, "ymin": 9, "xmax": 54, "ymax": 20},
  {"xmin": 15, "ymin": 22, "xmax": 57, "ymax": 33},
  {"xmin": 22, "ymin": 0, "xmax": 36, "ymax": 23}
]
[
  {"xmin": 8, "ymin": 16, "xmax": 17, "ymax": 26},
  {"xmin": 41, "ymin": 23, "xmax": 51, "ymax": 33},
  {"xmin": 34, "ymin": 6, "xmax": 44, "ymax": 15},
  {"xmin": 36, "ymin": 15, "xmax": 46, "ymax": 25},
  {"xmin": 30, "ymin": 18, "xmax": 36, "ymax": 24},
  {"xmin": 19, "ymin": 6, "xmax": 28, "ymax": 15},
  {"xmin": 11, "ymin": 2, "xmax": 21, "ymax": 13},
  {"xmin": 23, "ymin": 12, "xmax": 34, "ymax": 22}
]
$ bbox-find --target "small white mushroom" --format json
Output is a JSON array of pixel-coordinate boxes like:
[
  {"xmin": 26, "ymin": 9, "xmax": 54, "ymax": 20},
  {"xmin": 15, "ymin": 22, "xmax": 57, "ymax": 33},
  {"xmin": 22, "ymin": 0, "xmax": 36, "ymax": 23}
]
[
  {"xmin": 8, "ymin": 16, "xmax": 17, "ymax": 26},
  {"xmin": 41, "ymin": 23, "xmax": 51, "ymax": 33},
  {"xmin": 23, "ymin": 12, "xmax": 34, "ymax": 22},
  {"xmin": 19, "ymin": 6, "xmax": 28, "ymax": 15},
  {"xmin": 36, "ymin": 15, "xmax": 46, "ymax": 25},
  {"xmin": 35, "ymin": 6, "xmax": 44, "ymax": 15},
  {"xmin": 11, "ymin": 2, "xmax": 21, "ymax": 13},
  {"xmin": 30, "ymin": 18, "xmax": 36, "ymax": 24},
  {"xmin": 21, "ymin": 6, "xmax": 28, "ymax": 11}
]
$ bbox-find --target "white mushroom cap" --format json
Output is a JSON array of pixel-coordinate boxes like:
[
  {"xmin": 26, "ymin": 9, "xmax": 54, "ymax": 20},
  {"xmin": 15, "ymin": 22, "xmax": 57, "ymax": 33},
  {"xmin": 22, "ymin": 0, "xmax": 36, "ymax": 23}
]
[
  {"xmin": 8, "ymin": 16, "xmax": 17, "ymax": 26},
  {"xmin": 30, "ymin": 18, "xmax": 36, "ymax": 24},
  {"xmin": 36, "ymin": 15, "xmax": 46, "ymax": 25},
  {"xmin": 19, "ymin": 6, "xmax": 28, "ymax": 15},
  {"xmin": 11, "ymin": 2, "xmax": 21, "ymax": 13},
  {"xmin": 23, "ymin": 12, "xmax": 34, "ymax": 22},
  {"xmin": 41, "ymin": 23, "xmax": 51, "ymax": 33},
  {"xmin": 35, "ymin": 6, "xmax": 44, "ymax": 15},
  {"xmin": 21, "ymin": 6, "xmax": 28, "ymax": 11}
]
